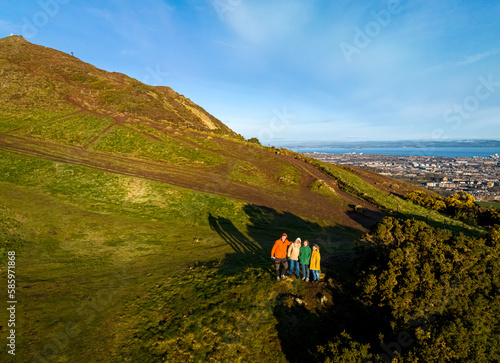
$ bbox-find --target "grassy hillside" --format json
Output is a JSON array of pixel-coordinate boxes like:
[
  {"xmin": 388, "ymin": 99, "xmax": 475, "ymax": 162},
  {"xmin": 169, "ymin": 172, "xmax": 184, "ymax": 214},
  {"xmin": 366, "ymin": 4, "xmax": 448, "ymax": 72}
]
[
  {"xmin": 0, "ymin": 150, "xmax": 362, "ymax": 362},
  {"xmin": 0, "ymin": 36, "xmax": 483, "ymax": 362}
]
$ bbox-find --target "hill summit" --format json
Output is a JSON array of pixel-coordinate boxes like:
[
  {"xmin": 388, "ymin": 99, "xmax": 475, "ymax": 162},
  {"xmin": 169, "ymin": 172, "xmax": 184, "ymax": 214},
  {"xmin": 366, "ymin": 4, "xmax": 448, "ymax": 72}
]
[{"xmin": 0, "ymin": 35, "xmax": 234, "ymax": 135}]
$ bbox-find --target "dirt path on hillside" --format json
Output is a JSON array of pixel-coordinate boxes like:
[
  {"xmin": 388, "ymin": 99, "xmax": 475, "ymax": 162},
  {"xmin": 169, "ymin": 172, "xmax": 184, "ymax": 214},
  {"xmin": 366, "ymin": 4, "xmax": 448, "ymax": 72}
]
[
  {"xmin": 279, "ymin": 155, "xmax": 385, "ymax": 227},
  {"xmin": 0, "ymin": 133, "xmax": 384, "ymax": 230},
  {"xmin": 337, "ymin": 164, "xmax": 428, "ymax": 197}
]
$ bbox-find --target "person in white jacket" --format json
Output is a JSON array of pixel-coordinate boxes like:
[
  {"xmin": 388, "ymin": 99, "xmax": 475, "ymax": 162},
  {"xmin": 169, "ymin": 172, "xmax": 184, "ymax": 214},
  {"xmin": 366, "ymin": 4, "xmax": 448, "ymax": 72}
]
[{"xmin": 287, "ymin": 238, "xmax": 302, "ymax": 278}]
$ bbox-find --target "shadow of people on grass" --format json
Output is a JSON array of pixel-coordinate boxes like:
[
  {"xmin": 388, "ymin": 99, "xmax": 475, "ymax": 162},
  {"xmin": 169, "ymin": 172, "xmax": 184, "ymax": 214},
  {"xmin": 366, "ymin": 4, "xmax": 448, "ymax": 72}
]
[
  {"xmin": 240, "ymin": 205, "xmax": 388, "ymax": 360},
  {"xmin": 345, "ymin": 204, "xmax": 386, "ymax": 231},
  {"xmin": 208, "ymin": 213, "xmax": 269, "ymax": 275},
  {"xmin": 208, "ymin": 214, "xmax": 260, "ymax": 253},
  {"xmin": 209, "ymin": 204, "xmax": 370, "ymax": 278}
]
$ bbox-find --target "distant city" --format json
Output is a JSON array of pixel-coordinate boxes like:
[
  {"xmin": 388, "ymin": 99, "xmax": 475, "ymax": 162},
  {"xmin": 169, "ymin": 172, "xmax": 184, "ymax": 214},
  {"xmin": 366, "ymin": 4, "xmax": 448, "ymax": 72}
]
[
  {"xmin": 287, "ymin": 139, "xmax": 500, "ymax": 149},
  {"xmin": 306, "ymin": 152, "xmax": 500, "ymax": 201}
]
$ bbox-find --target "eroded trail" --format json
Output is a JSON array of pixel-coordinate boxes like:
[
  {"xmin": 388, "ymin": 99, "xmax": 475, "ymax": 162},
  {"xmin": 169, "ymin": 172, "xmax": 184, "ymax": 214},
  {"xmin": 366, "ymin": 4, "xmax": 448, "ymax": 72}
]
[{"xmin": 0, "ymin": 133, "xmax": 384, "ymax": 230}]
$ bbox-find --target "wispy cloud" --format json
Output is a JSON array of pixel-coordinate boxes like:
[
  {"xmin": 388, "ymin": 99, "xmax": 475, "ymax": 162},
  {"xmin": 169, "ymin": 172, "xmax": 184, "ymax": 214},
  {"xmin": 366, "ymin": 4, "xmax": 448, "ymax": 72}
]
[
  {"xmin": 224, "ymin": 1, "xmax": 313, "ymax": 46},
  {"xmin": 456, "ymin": 50, "xmax": 495, "ymax": 66}
]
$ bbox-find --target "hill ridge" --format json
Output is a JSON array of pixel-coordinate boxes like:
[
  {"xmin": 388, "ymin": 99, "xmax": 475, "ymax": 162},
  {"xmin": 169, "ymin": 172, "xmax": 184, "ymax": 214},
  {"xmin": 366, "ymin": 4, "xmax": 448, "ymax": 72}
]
[{"xmin": 0, "ymin": 35, "xmax": 234, "ymax": 135}]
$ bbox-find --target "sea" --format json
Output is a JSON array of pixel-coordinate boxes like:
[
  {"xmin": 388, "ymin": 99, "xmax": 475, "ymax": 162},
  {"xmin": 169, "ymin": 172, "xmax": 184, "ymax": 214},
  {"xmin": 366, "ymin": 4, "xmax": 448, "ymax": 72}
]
[{"xmin": 297, "ymin": 146, "xmax": 500, "ymax": 158}]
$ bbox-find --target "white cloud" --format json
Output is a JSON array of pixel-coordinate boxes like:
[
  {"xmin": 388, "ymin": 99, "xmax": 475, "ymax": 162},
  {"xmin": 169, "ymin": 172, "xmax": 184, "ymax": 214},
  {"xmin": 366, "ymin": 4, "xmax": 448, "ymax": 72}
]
[{"xmin": 456, "ymin": 50, "xmax": 495, "ymax": 66}]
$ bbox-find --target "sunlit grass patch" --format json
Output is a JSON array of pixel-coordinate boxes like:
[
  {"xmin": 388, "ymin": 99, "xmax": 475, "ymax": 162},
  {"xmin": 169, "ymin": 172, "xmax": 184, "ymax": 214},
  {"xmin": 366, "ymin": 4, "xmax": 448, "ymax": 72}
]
[
  {"xmin": 276, "ymin": 163, "xmax": 301, "ymax": 187},
  {"xmin": 26, "ymin": 113, "xmax": 115, "ymax": 146},
  {"xmin": 229, "ymin": 160, "xmax": 269, "ymax": 187},
  {"xmin": 91, "ymin": 126, "xmax": 226, "ymax": 166}
]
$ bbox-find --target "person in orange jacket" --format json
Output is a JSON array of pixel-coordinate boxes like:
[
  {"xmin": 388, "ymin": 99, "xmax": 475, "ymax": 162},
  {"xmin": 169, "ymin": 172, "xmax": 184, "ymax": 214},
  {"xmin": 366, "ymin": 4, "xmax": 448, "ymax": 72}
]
[{"xmin": 271, "ymin": 233, "xmax": 292, "ymax": 281}]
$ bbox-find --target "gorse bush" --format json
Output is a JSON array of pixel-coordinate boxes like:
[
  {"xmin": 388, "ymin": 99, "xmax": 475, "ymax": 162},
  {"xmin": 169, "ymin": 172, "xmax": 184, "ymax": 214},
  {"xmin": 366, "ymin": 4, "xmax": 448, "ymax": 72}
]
[
  {"xmin": 405, "ymin": 190, "xmax": 500, "ymax": 226},
  {"xmin": 404, "ymin": 190, "xmax": 446, "ymax": 211},
  {"xmin": 317, "ymin": 217, "xmax": 500, "ymax": 362},
  {"xmin": 246, "ymin": 137, "xmax": 261, "ymax": 145}
]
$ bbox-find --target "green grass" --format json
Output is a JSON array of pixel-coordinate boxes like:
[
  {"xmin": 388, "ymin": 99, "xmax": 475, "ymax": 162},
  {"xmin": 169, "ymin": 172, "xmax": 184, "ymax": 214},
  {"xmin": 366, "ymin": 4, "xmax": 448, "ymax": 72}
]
[
  {"xmin": 478, "ymin": 201, "xmax": 500, "ymax": 209},
  {"xmin": 126, "ymin": 122, "xmax": 167, "ymax": 140},
  {"xmin": 0, "ymin": 147, "xmax": 365, "ymax": 362},
  {"xmin": 91, "ymin": 126, "xmax": 226, "ymax": 166},
  {"xmin": 0, "ymin": 108, "xmax": 78, "ymax": 132},
  {"xmin": 0, "ymin": 150, "xmax": 353, "ymax": 362},
  {"xmin": 309, "ymin": 179, "xmax": 342, "ymax": 203},
  {"xmin": 0, "ymin": 151, "xmax": 251, "ymax": 362},
  {"xmin": 186, "ymin": 135, "xmax": 224, "ymax": 150},
  {"xmin": 1, "ymin": 145, "xmax": 483, "ymax": 362},
  {"xmin": 229, "ymin": 160, "xmax": 269, "ymax": 187},
  {"xmin": 118, "ymin": 265, "xmax": 285, "ymax": 362},
  {"xmin": 276, "ymin": 163, "xmax": 301, "ymax": 187},
  {"xmin": 0, "ymin": 150, "xmax": 244, "ymax": 225},
  {"xmin": 25, "ymin": 113, "xmax": 115, "ymax": 146}
]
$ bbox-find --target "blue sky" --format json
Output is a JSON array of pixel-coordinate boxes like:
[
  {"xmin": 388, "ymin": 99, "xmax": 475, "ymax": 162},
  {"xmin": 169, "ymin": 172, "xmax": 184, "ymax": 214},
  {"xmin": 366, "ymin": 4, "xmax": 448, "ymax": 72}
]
[{"xmin": 1, "ymin": 0, "xmax": 499, "ymax": 145}]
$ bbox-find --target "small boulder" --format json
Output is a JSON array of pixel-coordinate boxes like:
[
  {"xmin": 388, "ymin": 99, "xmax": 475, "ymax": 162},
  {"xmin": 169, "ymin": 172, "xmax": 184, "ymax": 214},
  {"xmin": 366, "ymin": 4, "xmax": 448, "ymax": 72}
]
[{"xmin": 318, "ymin": 294, "xmax": 328, "ymax": 305}]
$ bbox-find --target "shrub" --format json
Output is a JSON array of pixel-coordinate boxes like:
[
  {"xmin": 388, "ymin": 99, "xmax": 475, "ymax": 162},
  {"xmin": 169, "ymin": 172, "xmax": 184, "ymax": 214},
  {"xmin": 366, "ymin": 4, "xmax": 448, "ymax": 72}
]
[
  {"xmin": 404, "ymin": 190, "xmax": 446, "ymax": 211},
  {"xmin": 246, "ymin": 137, "xmax": 261, "ymax": 145},
  {"xmin": 349, "ymin": 217, "xmax": 500, "ymax": 362}
]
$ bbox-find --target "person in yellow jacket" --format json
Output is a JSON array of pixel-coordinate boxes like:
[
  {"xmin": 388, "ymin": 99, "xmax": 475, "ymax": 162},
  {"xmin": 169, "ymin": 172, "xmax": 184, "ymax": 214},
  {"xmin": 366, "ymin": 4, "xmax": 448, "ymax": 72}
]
[
  {"xmin": 271, "ymin": 233, "xmax": 292, "ymax": 281},
  {"xmin": 310, "ymin": 244, "xmax": 321, "ymax": 283},
  {"xmin": 287, "ymin": 238, "xmax": 302, "ymax": 278}
]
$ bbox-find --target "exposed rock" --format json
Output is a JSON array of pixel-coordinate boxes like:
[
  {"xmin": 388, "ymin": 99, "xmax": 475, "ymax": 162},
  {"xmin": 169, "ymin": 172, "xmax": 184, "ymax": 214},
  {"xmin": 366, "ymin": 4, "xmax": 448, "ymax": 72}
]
[
  {"xmin": 295, "ymin": 298, "xmax": 306, "ymax": 306},
  {"xmin": 318, "ymin": 294, "xmax": 328, "ymax": 305}
]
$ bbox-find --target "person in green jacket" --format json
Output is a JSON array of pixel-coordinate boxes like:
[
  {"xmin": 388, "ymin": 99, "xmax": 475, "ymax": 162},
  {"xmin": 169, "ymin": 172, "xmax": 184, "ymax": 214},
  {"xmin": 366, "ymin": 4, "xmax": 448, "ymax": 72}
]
[{"xmin": 299, "ymin": 240, "xmax": 312, "ymax": 282}]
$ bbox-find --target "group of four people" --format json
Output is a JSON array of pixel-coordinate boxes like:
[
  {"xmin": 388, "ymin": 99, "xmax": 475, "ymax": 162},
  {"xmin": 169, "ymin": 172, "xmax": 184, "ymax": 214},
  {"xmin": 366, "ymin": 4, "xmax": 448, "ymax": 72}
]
[{"xmin": 271, "ymin": 233, "xmax": 321, "ymax": 282}]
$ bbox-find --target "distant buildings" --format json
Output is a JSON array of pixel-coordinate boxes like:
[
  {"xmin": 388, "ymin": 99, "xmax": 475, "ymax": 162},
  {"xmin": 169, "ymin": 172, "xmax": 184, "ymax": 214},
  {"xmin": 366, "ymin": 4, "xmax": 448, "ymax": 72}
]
[{"xmin": 307, "ymin": 153, "xmax": 500, "ymax": 201}]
